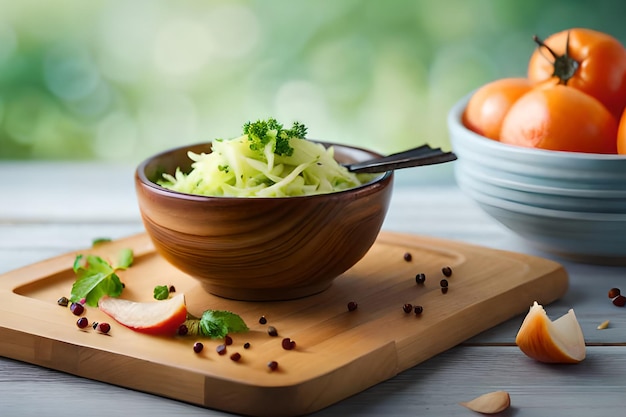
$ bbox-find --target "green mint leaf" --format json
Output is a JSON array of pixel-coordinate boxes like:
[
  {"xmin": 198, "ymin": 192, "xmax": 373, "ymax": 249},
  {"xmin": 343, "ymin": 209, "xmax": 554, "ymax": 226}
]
[
  {"xmin": 92, "ymin": 237, "xmax": 112, "ymax": 246},
  {"xmin": 70, "ymin": 255, "xmax": 124, "ymax": 307},
  {"xmin": 115, "ymin": 248, "xmax": 134, "ymax": 270},
  {"xmin": 199, "ymin": 310, "xmax": 249, "ymax": 338},
  {"xmin": 153, "ymin": 285, "xmax": 170, "ymax": 300}
]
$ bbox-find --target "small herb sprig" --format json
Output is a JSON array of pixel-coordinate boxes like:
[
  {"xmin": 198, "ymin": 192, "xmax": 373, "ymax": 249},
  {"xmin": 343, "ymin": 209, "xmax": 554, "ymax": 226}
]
[{"xmin": 70, "ymin": 248, "xmax": 134, "ymax": 307}]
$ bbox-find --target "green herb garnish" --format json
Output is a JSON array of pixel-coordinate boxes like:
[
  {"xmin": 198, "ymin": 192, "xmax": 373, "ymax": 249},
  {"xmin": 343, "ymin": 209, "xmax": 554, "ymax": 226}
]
[
  {"xmin": 92, "ymin": 237, "xmax": 112, "ymax": 246},
  {"xmin": 182, "ymin": 310, "xmax": 249, "ymax": 339},
  {"xmin": 70, "ymin": 248, "xmax": 133, "ymax": 307},
  {"xmin": 116, "ymin": 248, "xmax": 134, "ymax": 270},
  {"xmin": 153, "ymin": 285, "xmax": 170, "ymax": 300}
]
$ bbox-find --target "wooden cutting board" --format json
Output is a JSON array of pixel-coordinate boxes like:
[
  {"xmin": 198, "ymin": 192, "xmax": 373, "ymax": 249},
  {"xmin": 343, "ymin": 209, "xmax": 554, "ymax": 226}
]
[{"xmin": 0, "ymin": 232, "xmax": 567, "ymax": 416}]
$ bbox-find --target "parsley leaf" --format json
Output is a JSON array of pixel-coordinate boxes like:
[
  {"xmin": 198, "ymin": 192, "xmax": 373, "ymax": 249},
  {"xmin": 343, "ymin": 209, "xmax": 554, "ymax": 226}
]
[
  {"xmin": 70, "ymin": 252, "xmax": 128, "ymax": 307},
  {"xmin": 153, "ymin": 285, "xmax": 170, "ymax": 300},
  {"xmin": 198, "ymin": 310, "xmax": 249, "ymax": 338},
  {"xmin": 115, "ymin": 248, "xmax": 134, "ymax": 270}
]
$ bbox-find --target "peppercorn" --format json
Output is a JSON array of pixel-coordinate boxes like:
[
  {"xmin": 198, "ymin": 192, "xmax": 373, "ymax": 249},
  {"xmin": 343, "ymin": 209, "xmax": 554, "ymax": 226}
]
[
  {"xmin": 402, "ymin": 303, "xmax": 413, "ymax": 314},
  {"xmin": 347, "ymin": 301, "xmax": 358, "ymax": 311},
  {"xmin": 440, "ymin": 279, "xmax": 449, "ymax": 288},
  {"xmin": 224, "ymin": 335, "xmax": 233, "ymax": 345},
  {"xmin": 608, "ymin": 287, "xmax": 621, "ymax": 299},
  {"xmin": 193, "ymin": 342, "xmax": 204, "ymax": 353},
  {"xmin": 57, "ymin": 296, "xmax": 69, "ymax": 307},
  {"xmin": 403, "ymin": 252, "xmax": 412, "ymax": 262},
  {"xmin": 230, "ymin": 352, "xmax": 241, "ymax": 362},
  {"xmin": 259, "ymin": 316, "xmax": 267, "ymax": 325},
  {"xmin": 414, "ymin": 305, "xmax": 423, "ymax": 315},
  {"xmin": 216, "ymin": 344, "xmax": 227, "ymax": 355},
  {"xmin": 76, "ymin": 317, "xmax": 89, "ymax": 329},
  {"xmin": 415, "ymin": 273, "xmax": 426, "ymax": 284},
  {"xmin": 612, "ymin": 295, "xmax": 626, "ymax": 307},
  {"xmin": 243, "ymin": 342, "xmax": 251, "ymax": 349},
  {"xmin": 177, "ymin": 324, "xmax": 189, "ymax": 336},
  {"xmin": 169, "ymin": 285, "xmax": 176, "ymax": 293},
  {"xmin": 442, "ymin": 266, "xmax": 452, "ymax": 277},
  {"xmin": 267, "ymin": 326, "xmax": 278, "ymax": 337},
  {"xmin": 281, "ymin": 338, "xmax": 296, "ymax": 350},
  {"xmin": 267, "ymin": 361, "xmax": 279, "ymax": 371}
]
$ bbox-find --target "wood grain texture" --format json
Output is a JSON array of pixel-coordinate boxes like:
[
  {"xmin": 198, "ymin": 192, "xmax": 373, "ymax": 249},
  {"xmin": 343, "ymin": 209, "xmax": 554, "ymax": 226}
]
[{"xmin": 0, "ymin": 231, "xmax": 567, "ymax": 416}]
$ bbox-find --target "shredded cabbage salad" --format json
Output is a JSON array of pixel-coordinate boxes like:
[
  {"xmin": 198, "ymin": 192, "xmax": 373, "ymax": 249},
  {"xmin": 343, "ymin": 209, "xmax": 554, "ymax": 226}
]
[{"xmin": 158, "ymin": 119, "xmax": 374, "ymax": 197}]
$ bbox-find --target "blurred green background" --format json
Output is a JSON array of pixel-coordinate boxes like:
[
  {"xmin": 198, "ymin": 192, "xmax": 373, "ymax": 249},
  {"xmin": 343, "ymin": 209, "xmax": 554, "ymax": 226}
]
[{"xmin": 1, "ymin": 0, "xmax": 625, "ymax": 162}]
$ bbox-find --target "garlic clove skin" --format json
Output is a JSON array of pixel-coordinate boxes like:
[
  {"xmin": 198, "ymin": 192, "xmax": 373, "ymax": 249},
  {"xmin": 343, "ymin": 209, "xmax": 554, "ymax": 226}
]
[
  {"xmin": 459, "ymin": 390, "xmax": 511, "ymax": 414},
  {"xmin": 515, "ymin": 301, "xmax": 586, "ymax": 364}
]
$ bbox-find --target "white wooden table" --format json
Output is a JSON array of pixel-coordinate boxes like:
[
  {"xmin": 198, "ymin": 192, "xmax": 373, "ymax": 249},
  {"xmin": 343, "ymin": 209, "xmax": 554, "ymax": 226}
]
[{"xmin": 1, "ymin": 161, "xmax": 625, "ymax": 417}]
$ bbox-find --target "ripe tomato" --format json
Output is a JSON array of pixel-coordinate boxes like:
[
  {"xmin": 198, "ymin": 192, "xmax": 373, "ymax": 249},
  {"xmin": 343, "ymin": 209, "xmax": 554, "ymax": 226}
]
[
  {"xmin": 462, "ymin": 77, "xmax": 532, "ymax": 140},
  {"xmin": 527, "ymin": 28, "xmax": 626, "ymax": 119},
  {"xmin": 617, "ymin": 107, "xmax": 626, "ymax": 154},
  {"xmin": 500, "ymin": 85, "xmax": 618, "ymax": 154}
]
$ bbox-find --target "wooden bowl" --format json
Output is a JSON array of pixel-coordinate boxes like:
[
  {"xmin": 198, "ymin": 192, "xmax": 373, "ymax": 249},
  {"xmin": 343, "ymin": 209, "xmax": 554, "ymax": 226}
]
[{"xmin": 135, "ymin": 142, "xmax": 394, "ymax": 301}]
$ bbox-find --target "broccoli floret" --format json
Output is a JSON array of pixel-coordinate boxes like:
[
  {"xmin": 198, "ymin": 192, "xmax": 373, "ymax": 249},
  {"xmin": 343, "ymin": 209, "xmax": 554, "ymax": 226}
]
[{"xmin": 243, "ymin": 118, "xmax": 308, "ymax": 157}]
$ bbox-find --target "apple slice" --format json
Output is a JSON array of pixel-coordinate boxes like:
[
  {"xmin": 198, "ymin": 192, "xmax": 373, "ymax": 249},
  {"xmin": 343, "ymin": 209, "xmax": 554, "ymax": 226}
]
[
  {"xmin": 515, "ymin": 301, "xmax": 586, "ymax": 364},
  {"xmin": 99, "ymin": 293, "xmax": 187, "ymax": 336}
]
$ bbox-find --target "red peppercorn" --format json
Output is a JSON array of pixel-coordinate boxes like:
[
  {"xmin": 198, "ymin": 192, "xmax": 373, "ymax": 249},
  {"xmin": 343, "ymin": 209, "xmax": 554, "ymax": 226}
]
[
  {"xmin": 97, "ymin": 322, "xmax": 111, "ymax": 334},
  {"xmin": 224, "ymin": 335, "xmax": 233, "ymax": 345},
  {"xmin": 230, "ymin": 352, "xmax": 241, "ymax": 362},
  {"xmin": 193, "ymin": 342, "xmax": 204, "ymax": 353},
  {"xmin": 76, "ymin": 317, "xmax": 89, "ymax": 329},
  {"xmin": 608, "ymin": 287, "xmax": 621, "ymax": 299},
  {"xmin": 612, "ymin": 295, "xmax": 626, "ymax": 307},
  {"xmin": 403, "ymin": 252, "xmax": 412, "ymax": 262},
  {"xmin": 267, "ymin": 361, "xmax": 279, "ymax": 371},
  {"xmin": 177, "ymin": 324, "xmax": 189, "ymax": 336},
  {"xmin": 70, "ymin": 302, "xmax": 85, "ymax": 316},
  {"xmin": 403, "ymin": 304, "xmax": 413, "ymax": 314},
  {"xmin": 281, "ymin": 338, "xmax": 296, "ymax": 350}
]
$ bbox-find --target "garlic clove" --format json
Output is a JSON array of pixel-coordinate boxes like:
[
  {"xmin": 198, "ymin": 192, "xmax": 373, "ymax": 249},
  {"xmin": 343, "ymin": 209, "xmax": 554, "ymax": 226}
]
[
  {"xmin": 515, "ymin": 301, "xmax": 586, "ymax": 364},
  {"xmin": 459, "ymin": 390, "xmax": 511, "ymax": 414}
]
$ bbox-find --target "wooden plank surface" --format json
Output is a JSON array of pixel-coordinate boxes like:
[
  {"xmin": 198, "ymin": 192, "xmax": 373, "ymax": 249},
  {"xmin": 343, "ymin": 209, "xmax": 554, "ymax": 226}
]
[
  {"xmin": 0, "ymin": 233, "xmax": 567, "ymax": 416},
  {"xmin": 0, "ymin": 230, "xmax": 567, "ymax": 416},
  {"xmin": 2, "ymin": 163, "xmax": 625, "ymax": 417}
]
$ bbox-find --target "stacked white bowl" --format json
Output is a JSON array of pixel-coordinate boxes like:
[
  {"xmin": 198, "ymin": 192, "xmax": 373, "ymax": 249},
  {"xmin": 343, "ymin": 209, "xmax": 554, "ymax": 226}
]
[{"xmin": 448, "ymin": 94, "xmax": 626, "ymax": 264}]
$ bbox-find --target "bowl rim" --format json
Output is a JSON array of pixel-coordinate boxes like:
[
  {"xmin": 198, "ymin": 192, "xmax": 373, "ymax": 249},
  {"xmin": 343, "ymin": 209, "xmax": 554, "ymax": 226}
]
[
  {"xmin": 136, "ymin": 140, "xmax": 394, "ymax": 201},
  {"xmin": 460, "ymin": 163, "xmax": 626, "ymax": 198},
  {"xmin": 448, "ymin": 93, "xmax": 626, "ymax": 161},
  {"xmin": 465, "ymin": 184, "xmax": 626, "ymax": 221}
]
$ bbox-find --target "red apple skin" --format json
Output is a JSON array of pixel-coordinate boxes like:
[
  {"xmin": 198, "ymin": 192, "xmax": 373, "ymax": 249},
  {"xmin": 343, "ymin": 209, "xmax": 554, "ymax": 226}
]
[{"xmin": 98, "ymin": 293, "xmax": 187, "ymax": 336}]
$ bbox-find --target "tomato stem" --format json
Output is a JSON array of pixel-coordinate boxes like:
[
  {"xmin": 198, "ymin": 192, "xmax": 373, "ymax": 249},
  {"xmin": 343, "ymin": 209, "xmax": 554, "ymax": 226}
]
[{"xmin": 533, "ymin": 32, "xmax": 579, "ymax": 85}]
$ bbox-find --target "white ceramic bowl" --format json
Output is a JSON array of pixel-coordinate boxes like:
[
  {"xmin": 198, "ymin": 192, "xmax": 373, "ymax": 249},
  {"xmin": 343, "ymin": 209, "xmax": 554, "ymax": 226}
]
[{"xmin": 448, "ymin": 94, "xmax": 626, "ymax": 264}]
